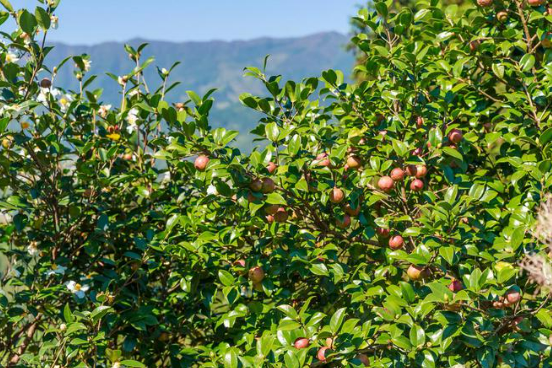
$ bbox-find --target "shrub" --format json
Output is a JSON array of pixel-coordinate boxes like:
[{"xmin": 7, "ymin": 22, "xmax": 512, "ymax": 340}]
[{"xmin": 0, "ymin": 0, "xmax": 551, "ymax": 366}]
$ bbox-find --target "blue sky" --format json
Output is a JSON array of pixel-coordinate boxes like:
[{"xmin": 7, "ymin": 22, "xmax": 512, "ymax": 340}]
[{"xmin": 8, "ymin": 0, "xmax": 362, "ymax": 44}]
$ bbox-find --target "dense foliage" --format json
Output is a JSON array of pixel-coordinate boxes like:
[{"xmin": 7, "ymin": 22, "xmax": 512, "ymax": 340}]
[{"xmin": 0, "ymin": 0, "xmax": 551, "ymax": 367}]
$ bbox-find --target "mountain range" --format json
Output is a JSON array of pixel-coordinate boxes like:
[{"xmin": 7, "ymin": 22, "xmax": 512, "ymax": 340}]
[{"xmin": 45, "ymin": 32, "xmax": 354, "ymax": 149}]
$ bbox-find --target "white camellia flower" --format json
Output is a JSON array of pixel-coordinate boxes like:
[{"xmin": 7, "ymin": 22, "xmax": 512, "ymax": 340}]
[
  {"xmin": 0, "ymin": 210, "xmax": 13, "ymax": 225},
  {"xmin": 59, "ymin": 94, "xmax": 73, "ymax": 112},
  {"xmin": 27, "ymin": 242, "xmax": 39, "ymax": 256},
  {"xmin": 117, "ymin": 76, "xmax": 127, "ymax": 86},
  {"xmin": 112, "ymin": 362, "xmax": 121, "ymax": 368},
  {"xmin": 83, "ymin": 59, "xmax": 92, "ymax": 72},
  {"xmin": 98, "ymin": 104, "xmax": 112, "ymax": 118},
  {"xmin": 37, "ymin": 87, "xmax": 61, "ymax": 106},
  {"xmin": 126, "ymin": 108, "xmax": 139, "ymax": 133},
  {"xmin": 161, "ymin": 171, "xmax": 171, "ymax": 183},
  {"xmin": 66, "ymin": 280, "xmax": 90, "ymax": 299},
  {"xmin": 207, "ymin": 185, "xmax": 218, "ymax": 195},
  {"xmin": 128, "ymin": 89, "xmax": 140, "ymax": 97},
  {"xmin": 50, "ymin": 15, "xmax": 59, "ymax": 29},
  {"xmin": 5, "ymin": 51, "xmax": 19, "ymax": 63},
  {"xmin": 45, "ymin": 264, "xmax": 67, "ymax": 277}
]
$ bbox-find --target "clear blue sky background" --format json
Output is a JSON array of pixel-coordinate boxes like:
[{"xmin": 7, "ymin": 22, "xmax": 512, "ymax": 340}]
[{"xmin": 8, "ymin": 0, "xmax": 362, "ymax": 44}]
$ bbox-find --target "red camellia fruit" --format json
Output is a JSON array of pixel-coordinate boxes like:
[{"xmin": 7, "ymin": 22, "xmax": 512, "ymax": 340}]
[
  {"xmin": 448, "ymin": 279, "xmax": 464, "ymax": 292},
  {"xmin": 378, "ymin": 176, "xmax": 394, "ymax": 192},
  {"xmin": 344, "ymin": 203, "xmax": 361, "ymax": 216},
  {"xmin": 248, "ymin": 266, "xmax": 265, "ymax": 283},
  {"xmin": 505, "ymin": 290, "xmax": 521, "ymax": 304},
  {"xmin": 336, "ymin": 214, "xmax": 351, "ymax": 229},
  {"xmin": 411, "ymin": 179, "xmax": 424, "ymax": 192},
  {"xmin": 194, "ymin": 155, "xmax": 209, "ymax": 171},
  {"xmin": 448, "ymin": 129, "xmax": 463, "ymax": 144},
  {"xmin": 274, "ymin": 207, "xmax": 288, "ymax": 223},
  {"xmin": 415, "ymin": 165, "xmax": 427, "ymax": 178},
  {"xmin": 412, "ymin": 147, "xmax": 423, "ymax": 156},
  {"xmin": 267, "ymin": 162, "xmax": 278, "ymax": 174},
  {"xmin": 266, "ymin": 215, "xmax": 274, "ymax": 223},
  {"xmin": 250, "ymin": 179, "xmax": 263, "ymax": 192},
  {"xmin": 405, "ymin": 165, "xmax": 417, "ymax": 177},
  {"xmin": 377, "ymin": 227, "xmax": 390, "ymax": 237},
  {"xmin": 294, "ymin": 338, "xmax": 310, "ymax": 349},
  {"xmin": 316, "ymin": 152, "xmax": 331, "ymax": 167},
  {"xmin": 317, "ymin": 347, "xmax": 329, "ymax": 362},
  {"xmin": 347, "ymin": 155, "xmax": 362, "ymax": 169},
  {"xmin": 329, "ymin": 187, "xmax": 345, "ymax": 204},
  {"xmin": 407, "ymin": 265, "xmax": 425, "ymax": 280},
  {"xmin": 233, "ymin": 259, "xmax": 246, "ymax": 268},
  {"xmin": 357, "ymin": 354, "xmax": 370, "ymax": 366},
  {"xmin": 390, "ymin": 168, "xmax": 405, "ymax": 181},
  {"xmin": 477, "ymin": 0, "xmax": 493, "ymax": 7},
  {"xmin": 388, "ymin": 235, "xmax": 404, "ymax": 250},
  {"xmin": 261, "ymin": 178, "xmax": 276, "ymax": 194},
  {"xmin": 527, "ymin": 0, "xmax": 545, "ymax": 6},
  {"xmin": 416, "ymin": 116, "xmax": 424, "ymax": 128}
]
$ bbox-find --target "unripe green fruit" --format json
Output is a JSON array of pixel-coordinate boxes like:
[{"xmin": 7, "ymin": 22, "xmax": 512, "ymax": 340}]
[
  {"xmin": 496, "ymin": 11, "xmax": 508, "ymax": 22},
  {"xmin": 347, "ymin": 155, "xmax": 362, "ymax": 169},
  {"xmin": 407, "ymin": 265, "xmax": 425, "ymax": 280}
]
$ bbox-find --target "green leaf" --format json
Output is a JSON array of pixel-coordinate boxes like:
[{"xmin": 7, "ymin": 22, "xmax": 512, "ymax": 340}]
[
  {"xmin": 0, "ymin": 0, "xmax": 13, "ymax": 12},
  {"xmin": 34, "ymin": 7, "xmax": 50, "ymax": 29},
  {"xmin": 519, "ymin": 54, "xmax": 535, "ymax": 72},
  {"xmin": 329, "ymin": 307, "xmax": 347, "ymax": 334},
  {"xmin": 18, "ymin": 9, "xmax": 37, "ymax": 34},
  {"xmin": 409, "ymin": 324, "xmax": 426, "ymax": 348},
  {"xmin": 218, "ymin": 270, "xmax": 235, "ymax": 287},
  {"xmin": 119, "ymin": 361, "xmax": 146, "ymax": 367},
  {"xmin": 265, "ymin": 122, "xmax": 280, "ymax": 142}
]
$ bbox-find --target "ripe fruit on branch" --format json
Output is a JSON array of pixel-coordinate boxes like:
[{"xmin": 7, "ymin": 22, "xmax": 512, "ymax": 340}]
[
  {"xmin": 527, "ymin": 0, "xmax": 545, "ymax": 6},
  {"xmin": 194, "ymin": 155, "xmax": 209, "ymax": 171},
  {"xmin": 378, "ymin": 176, "xmax": 394, "ymax": 192},
  {"xmin": 317, "ymin": 347, "xmax": 329, "ymax": 362},
  {"xmin": 469, "ymin": 40, "xmax": 481, "ymax": 52},
  {"xmin": 407, "ymin": 265, "xmax": 425, "ymax": 280},
  {"xmin": 448, "ymin": 279, "xmax": 464, "ymax": 292},
  {"xmin": 477, "ymin": 0, "xmax": 493, "ymax": 7},
  {"xmin": 412, "ymin": 147, "xmax": 423, "ymax": 156},
  {"xmin": 410, "ymin": 179, "xmax": 424, "ymax": 192},
  {"xmin": 505, "ymin": 289, "xmax": 521, "ymax": 304},
  {"xmin": 406, "ymin": 165, "xmax": 417, "ymax": 177},
  {"xmin": 377, "ymin": 227, "xmax": 390, "ymax": 237},
  {"xmin": 357, "ymin": 354, "xmax": 370, "ymax": 366},
  {"xmin": 264, "ymin": 204, "xmax": 279, "ymax": 215},
  {"xmin": 415, "ymin": 165, "xmax": 427, "ymax": 178},
  {"xmin": 233, "ymin": 259, "xmax": 246, "ymax": 268},
  {"xmin": 388, "ymin": 235, "xmax": 404, "ymax": 250},
  {"xmin": 416, "ymin": 116, "xmax": 424, "ymax": 128},
  {"xmin": 267, "ymin": 162, "xmax": 278, "ymax": 174},
  {"xmin": 390, "ymin": 168, "xmax": 405, "ymax": 181},
  {"xmin": 315, "ymin": 152, "xmax": 331, "ymax": 167},
  {"xmin": 325, "ymin": 337, "xmax": 333, "ymax": 348},
  {"xmin": 261, "ymin": 178, "xmax": 276, "ymax": 194},
  {"xmin": 448, "ymin": 129, "xmax": 463, "ymax": 144},
  {"xmin": 274, "ymin": 207, "xmax": 288, "ymax": 223},
  {"xmin": 344, "ymin": 203, "xmax": 361, "ymax": 216},
  {"xmin": 123, "ymin": 153, "xmax": 133, "ymax": 161},
  {"xmin": 294, "ymin": 338, "xmax": 310, "ymax": 349},
  {"xmin": 40, "ymin": 78, "xmax": 52, "ymax": 88},
  {"xmin": 329, "ymin": 187, "xmax": 345, "ymax": 204},
  {"xmin": 250, "ymin": 179, "xmax": 263, "ymax": 192},
  {"xmin": 347, "ymin": 155, "xmax": 362, "ymax": 169},
  {"xmin": 248, "ymin": 266, "xmax": 265, "ymax": 283},
  {"xmin": 336, "ymin": 214, "xmax": 351, "ymax": 229},
  {"xmin": 496, "ymin": 11, "xmax": 508, "ymax": 22}
]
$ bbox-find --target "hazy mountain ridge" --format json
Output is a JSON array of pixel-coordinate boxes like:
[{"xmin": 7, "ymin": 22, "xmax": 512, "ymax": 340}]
[{"xmin": 46, "ymin": 32, "xmax": 354, "ymax": 148}]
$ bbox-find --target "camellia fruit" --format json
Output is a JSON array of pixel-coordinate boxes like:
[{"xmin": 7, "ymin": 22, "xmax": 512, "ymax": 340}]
[
  {"xmin": 264, "ymin": 204, "xmax": 279, "ymax": 215},
  {"xmin": 407, "ymin": 265, "xmax": 425, "ymax": 280},
  {"xmin": 347, "ymin": 155, "xmax": 362, "ymax": 169},
  {"xmin": 378, "ymin": 176, "xmax": 394, "ymax": 192},
  {"xmin": 274, "ymin": 207, "xmax": 288, "ymax": 223},
  {"xmin": 329, "ymin": 187, "xmax": 345, "ymax": 204},
  {"xmin": 390, "ymin": 168, "xmax": 405, "ymax": 181},
  {"xmin": 266, "ymin": 215, "xmax": 274, "ymax": 223},
  {"xmin": 377, "ymin": 227, "xmax": 390, "ymax": 237},
  {"xmin": 477, "ymin": 0, "xmax": 493, "ymax": 7},
  {"xmin": 416, "ymin": 116, "xmax": 424, "ymax": 128},
  {"xmin": 412, "ymin": 147, "xmax": 423, "ymax": 156},
  {"xmin": 248, "ymin": 266, "xmax": 265, "ymax": 283},
  {"xmin": 415, "ymin": 165, "xmax": 427, "ymax": 178},
  {"xmin": 336, "ymin": 214, "xmax": 351, "ymax": 229},
  {"xmin": 267, "ymin": 162, "xmax": 277, "ymax": 174},
  {"xmin": 357, "ymin": 354, "xmax": 370, "ymax": 366},
  {"xmin": 527, "ymin": 0, "xmax": 545, "ymax": 6},
  {"xmin": 317, "ymin": 347, "xmax": 329, "ymax": 362},
  {"xmin": 388, "ymin": 235, "xmax": 404, "ymax": 250},
  {"xmin": 448, "ymin": 279, "xmax": 464, "ymax": 292},
  {"xmin": 411, "ymin": 179, "xmax": 424, "ymax": 192},
  {"xmin": 505, "ymin": 289, "xmax": 521, "ymax": 304},
  {"xmin": 294, "ymin": 338, "xmax": 310, "ymax": 349},
  {"xmin": 261, "ymin": 178, "xmax": 276, "ymax": 194},
  {"xmin": 250, "ymin": 179, "xmax": 263, "ymax": 192},
  {"xmin": 40, "ymin": 78, "xmax": 52, "ymax": 88},
  {"xmin": 469, "ymin": 40, "xmax": 481, "ymax": 52},
  {"xmin": 194, "ymin": 155, "xmax": 209, "ymax": 171},
  {"xmin": 496, "ymin": 11, "xmax": 508, "ymax": 22},
  {"xmin": 316, "ymin": 152, "xmax": 331, "ymax": 167},
  {"xmin": 405, "ymin": 165, "xmax": 417, "ymax": 177},
  {"xmin": 448, "ymin": 129, "xmax": 463, "ymax": 144},
  {"xmin": 344, "ymin": 203, "xmax": 361, "ymax": 216}
]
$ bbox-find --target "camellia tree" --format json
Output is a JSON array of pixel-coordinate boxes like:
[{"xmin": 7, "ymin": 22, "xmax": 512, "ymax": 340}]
[{"xmin": 0, "ymin": 0, "xmax": 551, "ymax": 366}]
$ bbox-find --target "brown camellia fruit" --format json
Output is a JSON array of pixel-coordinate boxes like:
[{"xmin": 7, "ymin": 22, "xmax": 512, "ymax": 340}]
[
  {"xmin": 250, "ymin": 179, "xmax": 263, "ymax": 192},
  {"xmin": 528, "ymin": 0, "xmax": 545, "ymax": 6},
  {"xmin": 274, "ymin": 207, "xmax": 288, "ymax": 223},
  {"xmin": 261, "ymin": 178, "xmax": 276, "ymax": 194},
  {"xmin": 415, "ymin": 165, "xmax": 428, "ymax": 178},
  {"xmin": 448, "ymin": 129, "xmax": 463, "ymax": 144},
  {"xmin": 347, "ymin": 155, "xmax": 362, "ymax": 169},
  {"xmin": 294, "ymin": 338, "xmax": 310, "ymax": 349},
  {"xmin": 344, "ymin": 203, "xmax": 361, "ymax": 216},
  {"xmin": 377, "ymin": 227, "xmax": 390, "ymax": 237},
  {"xmin": 267, "ymin": 162, "xmax": 277, "ymax": 174},
  {"xmin": 388, "ymin": 235, "xmax": 404, "ymax": 250},
  {"xmin": 266, "ymin": 215, "xmax": 274, "ymax": 223},
  {"xmin": 264, "ymin": 204, "xmax": 279, "ymax": 216},
  {"xmin": 390, "ymin": 167, "xmax": 405, "ymax": 181},
  {"xmin": 248, "ymin": 266, "xmax": 265, "ymax": 283},
  {"xmin": 411, "ymin": 179, "xmax": 424, "ymax": 192},
  {"xmin": 317, "ymin": 347, "xmax": 329, "ymax": 362},
  {"xmin": 477, "ymin": 0, "xmax": 493, "ymax": 7},
  {"xmin": 469, "ymin": 40, "xmax": 481, "ymax": 52},
  {"xmin": 357, "ymin": 354, "xmax": 370, "ymax": 366},
  {"xmin": 407, "ymin": 265, "xmax": 425, "ymax": 280},
  {"xmin": 40, "ymin": 78, "xmax": 52, "ymax": 88},
  {"xmin": 405, "ymin": 165, "xmax": 417, "ymax": 177},
  {"xmin": 416, "ymin": 116, "xmax": 424, "ymax": 128},
  {"xmin": 316, "ymin": 152, "xmax": 331, "ymax": 167},
  {"xmin": 336, "ymin": 214, "xmax": 351, "ymax": 229},
  {"xmin": 448, "ymin": 279, "xmax": 464, "ymax": 292},
  {"xmin": 329, "ymin": 187, "xmax": 345, "ymax": 204},
  {"xmin": 194, "ymin": 155, "xmax": 209, "ymax": 171},
  {"xmin": 496, "ymin": 11, "xmax": 508, "ymax": 22},
  {"xmin": 378, "ymin": 176, "xmax": 394, "ymax": 192},
  {"xmin": 505, "ymin": 289, "xmax": 521, "ymax": 304}
]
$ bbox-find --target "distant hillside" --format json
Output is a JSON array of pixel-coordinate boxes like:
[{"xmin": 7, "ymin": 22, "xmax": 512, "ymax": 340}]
[{"xmin": 46, "ymin": 32, "xmax": 354, "ymax": 149}]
